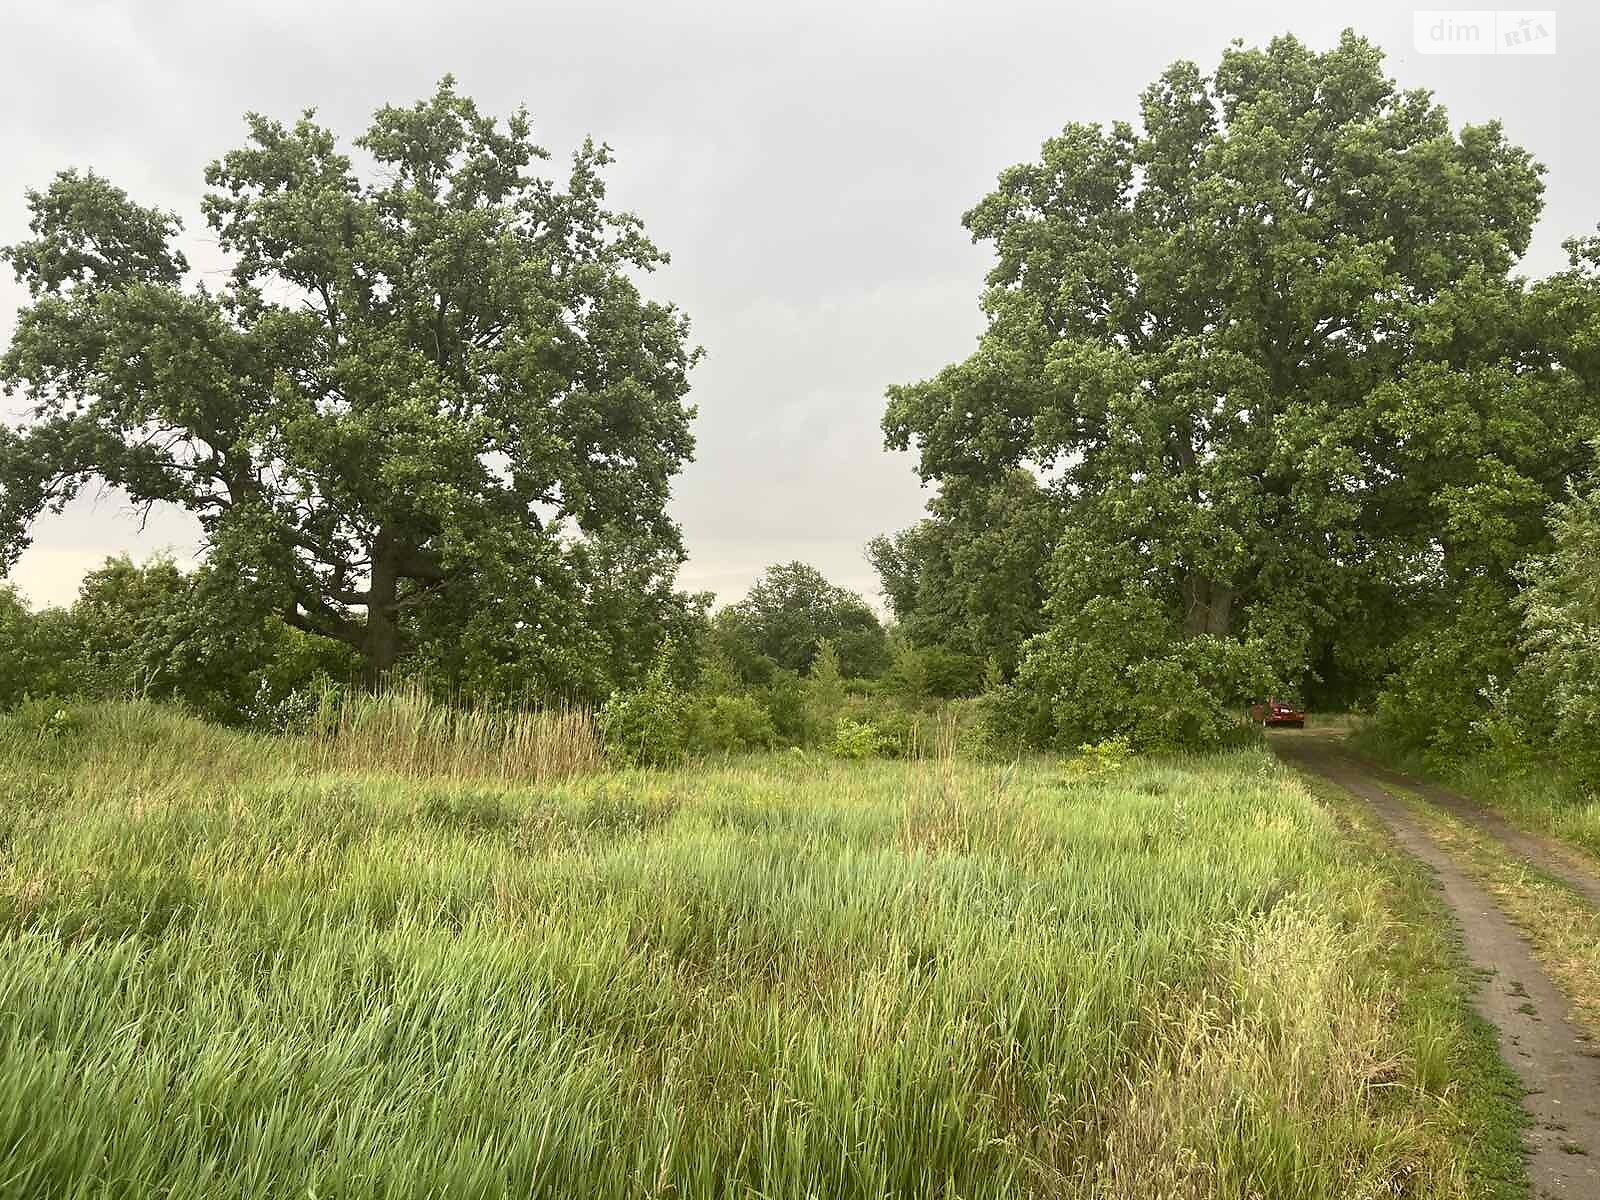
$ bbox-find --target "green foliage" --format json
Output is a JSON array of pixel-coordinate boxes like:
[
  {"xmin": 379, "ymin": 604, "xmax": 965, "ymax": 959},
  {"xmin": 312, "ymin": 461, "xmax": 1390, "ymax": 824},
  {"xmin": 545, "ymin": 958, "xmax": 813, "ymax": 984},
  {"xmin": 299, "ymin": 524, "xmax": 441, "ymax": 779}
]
[
  {"xmin": 754, "ymin": 670, "xmax": 815, "ymax": 747},
  {"xmin": 247, "ymin": 675, "xmax": 345, "ymax": 736},
  {"xmin": 880, "ymin": 641, "xmax": 985, "ymax": 706},
  {"xmin": 0, "ymin": 586, "xmax": 29, "ymax": 708},
  {"xmin": 6, "ymin": 695, "xmax": 77, "ymax": 742},
  {"xmin": 686, "ymin": 694, "xmax": 778, "ymax": 756},
  {"xmin": 847, "ymin": 704, "xmax": 921, "ymax": 759},
  {"xmin": 868, "ymin": 471, "xmax": 1060, "ymax": 675},
  {"xmin": 1063, "ymin": 736, "xmax": 1133, "ymax": 782},
  {"xmin": 804, "ymin": 638, "xmax": 847, "ymax": 730},
  {"xmin": 592, "ymin": 638, "xmax": 982, "ymax": 763},
  {"xmin": 826, "ymin": 716, "xmax": 891, "ymax": 760},
  {"xmin": 596, "ymin": 654, "xmax": 780, "ymax": 766},
  {"xmin": 1, "ymin": 555, "xmax": 363, "ymax": 725},
  {"xmin": 918, "ymin": 645, "xmax": 985, "ymax": 700},
  {"xmin": 1, "ymin": 80, "xmax": 700, "ymax": 689},
  {"xmin": 714, "ymin": 562, "xmax": 888, "ymax": 680},
  {"xmin": 66, "ymin": 555, "xmax": 298, "ymax": 720},
  {"xmin": 1373, "ymin": 582, "xmax": 1524, "ymax": 768},
  {"xmin": 880, "ymin": 31, "xmax": 1589, "ymax": 732},
  {"xmin": 597, "ymin": 647, "xmax": 690, "ymax": 767},
  {"xmin": 403, "ymin": 528, "xmax": 711, "ymax": 707},
  {"xmin": 991, "ymin": 558, "xmax": 1276, "ymax": 751},
  {"xmin": 0, "ymin": 586, "xmax": 68, "ymax": 707},
  {"xmin": 1518, "ymin": 441, "xmax": 1600, "ymax": 782},
  {"xmin": 882, "ymin": 639, "xmax": 930, "ymax": 707}
]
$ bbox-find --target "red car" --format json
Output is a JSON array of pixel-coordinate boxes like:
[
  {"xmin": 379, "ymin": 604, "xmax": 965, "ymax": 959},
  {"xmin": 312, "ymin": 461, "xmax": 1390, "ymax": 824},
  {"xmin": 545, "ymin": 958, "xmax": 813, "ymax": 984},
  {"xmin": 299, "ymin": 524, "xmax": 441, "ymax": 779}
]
[{"xmin": 1250, "ymin": 698, "xmax": 1305, "ymax": 728}]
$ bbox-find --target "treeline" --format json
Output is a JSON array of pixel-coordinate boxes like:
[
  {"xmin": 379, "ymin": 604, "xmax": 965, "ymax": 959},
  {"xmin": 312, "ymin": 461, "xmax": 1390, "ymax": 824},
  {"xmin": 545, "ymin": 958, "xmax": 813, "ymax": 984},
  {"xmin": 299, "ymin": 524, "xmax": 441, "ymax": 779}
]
[
  {"xmin": 0, "ymin": 557, "xmax": 991, "ymax": 762},
  {"xmin": 2, "ymin": 38, "xmax": 1598, "ymax": 782}
]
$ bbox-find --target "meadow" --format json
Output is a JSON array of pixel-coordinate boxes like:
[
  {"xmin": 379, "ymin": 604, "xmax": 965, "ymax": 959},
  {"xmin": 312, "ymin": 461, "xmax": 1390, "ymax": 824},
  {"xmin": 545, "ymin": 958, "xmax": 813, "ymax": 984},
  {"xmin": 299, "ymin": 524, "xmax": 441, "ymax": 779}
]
[{"xmin": 0, "ymin": 701, "xmax": 1520, "ymax": 1199}]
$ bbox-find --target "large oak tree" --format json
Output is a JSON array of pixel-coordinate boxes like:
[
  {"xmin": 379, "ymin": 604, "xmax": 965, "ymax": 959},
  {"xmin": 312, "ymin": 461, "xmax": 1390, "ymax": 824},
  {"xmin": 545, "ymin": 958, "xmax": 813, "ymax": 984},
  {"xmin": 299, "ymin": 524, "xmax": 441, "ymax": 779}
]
[
  {"xmin": 1, "ymin": 79, "xmax": 698, "ymax": 687},
  {"xmin": 884, "ymin": 33, "xmax": 1588, "ymax": 714}
]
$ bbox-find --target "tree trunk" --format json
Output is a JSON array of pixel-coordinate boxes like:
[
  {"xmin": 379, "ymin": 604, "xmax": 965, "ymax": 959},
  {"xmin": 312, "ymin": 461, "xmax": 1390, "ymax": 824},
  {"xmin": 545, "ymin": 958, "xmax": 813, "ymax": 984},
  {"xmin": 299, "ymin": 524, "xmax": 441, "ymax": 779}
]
[
  {"xmin": 360, "ymin": 608, "xmax": 402, "ymax": 689},
  {"xmin": 1181, "ymin": 572, "xmax": 1233, "ymax": 638},
  {"xmin": 361, "ymin": 529, "xmax": 403, "ymax": 688}
]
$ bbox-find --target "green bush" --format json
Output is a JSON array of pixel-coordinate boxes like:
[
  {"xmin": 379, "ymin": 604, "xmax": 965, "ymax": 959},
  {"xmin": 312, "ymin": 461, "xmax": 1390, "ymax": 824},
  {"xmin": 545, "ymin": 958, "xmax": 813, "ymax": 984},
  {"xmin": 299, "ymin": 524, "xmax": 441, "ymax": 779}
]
[
  {"xmin": 858, "ymin": 706, "xmax": 926, "ymax": 758},
  {"xmin": 598, "ymin": 648, "xmax": 690, "ymax": 767},
  {"xmin": 827, "ymin": 717, "xmax": 891, "ymax": 760},
  {"xmin": 950, "ymin": 694, "xmax": 1008, "ymax": 760},
  {"xmin": 1063, "ymin": 736, "xmax": 1133, "ymax": 781},
  {"xmin": 757, "ymin": 670, "xmax": 817, "ymax": 746},
  {"xmin": 882, "ymin": 641, "xmax": 931, "ymax": 707},
  {"xmin": 920, "ymin": 646, "xmax": 986, "ymax": 699},
  {"xmin": 1518, "ymin": 450, "xmax": 1600, "ymax": 785},
  {"xmin": 1372, "ymin": 583, "xmax": 1524, "ymax": 768},
  {"xmin": 686, "ymin": 694, "xmax": 778, "ymax": 755},
  {"xmin": 7, "ymin": 696, "xmax": 78, "ymax": 742},
  {"xmin": 246, "ymin": 674, "xmax": 347, "ymax": 736},
  {"xmin": 805, "ymin": 640, "xmax": 847, "ymax": 729},
  {"xmin": 997, "ymin": 603, "xmax": 1275, "ymax": 752}
]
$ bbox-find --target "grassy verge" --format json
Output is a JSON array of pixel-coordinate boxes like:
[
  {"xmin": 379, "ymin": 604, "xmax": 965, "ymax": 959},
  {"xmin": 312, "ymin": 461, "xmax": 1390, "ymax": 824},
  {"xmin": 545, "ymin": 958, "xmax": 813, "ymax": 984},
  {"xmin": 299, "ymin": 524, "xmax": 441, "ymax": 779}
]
[
  {"xmin": 1294, "ymin": 772, "xmax": 1532, "ymax": 1199},
  {"xmin": 0, "ymin": 702, "xmax": 1530, "ymax": 1198}
]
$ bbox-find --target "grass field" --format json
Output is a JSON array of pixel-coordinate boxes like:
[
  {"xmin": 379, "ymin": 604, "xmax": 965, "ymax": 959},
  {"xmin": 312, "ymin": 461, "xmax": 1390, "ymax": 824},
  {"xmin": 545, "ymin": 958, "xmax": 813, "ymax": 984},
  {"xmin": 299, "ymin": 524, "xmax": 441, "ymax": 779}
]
[{"xmin": 0, "ymin": 702, "xmax": 1523, "ymax": 1199}]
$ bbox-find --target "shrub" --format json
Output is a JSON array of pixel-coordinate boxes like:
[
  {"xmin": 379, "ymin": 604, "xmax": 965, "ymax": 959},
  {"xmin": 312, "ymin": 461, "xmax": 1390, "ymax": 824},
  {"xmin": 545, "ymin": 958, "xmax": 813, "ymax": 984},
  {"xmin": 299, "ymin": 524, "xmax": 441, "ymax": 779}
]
[
  {"xmin": 881, "ymin": 643, "xmax": 985, "ymax": 705},
  {"xmin": 597, "ymin": 648, "xmax": 690, "ymax": 767},
  {"xmin": 921, "ymin": 646, "xmax": 986, "ymax": 699},
  {"xmin": 1372, "ymin": 583, "xmax": 1523, "ymax": 767},
  {"xmin": 883, "ymin": 641, "xmax": 931, "ymax": 706},
  {"xmin": 757, "ymin": 670, "xmax": 817, "ymax": 746},
  {"xmin": 1000, "ymin": 609, "xmax": 1275, "ymax": 752},
  {"xmin": 1518, "ymin": 453, "xmax": 1600, "ymax": 784},
  {"xmin": 860, "ymin": 706, "xmax": 926, "ymax": 758},
  {"xmin": 1063, "ymin": 736, "xmax": 1133, "ymax": 781},
  {"xmin": 828, "ymin": 717, "xmax": 891, "ymax": 760},
  {"xmin": 806, "ymin": 640, "xmax": 847, "ymax": 728},
  {"xmin": 7, "ymin": 696, "xmax": 77, "ymax": 742},
  {"xmin": 247, "ymin": 675, "xmax": 345, "ymax": 736},
  {"xmin": 947, "ymin": 694, "xmax": 1007, "ymax": 760},
  {"xmin": 687, "ymin": 694, "xmax": 778, "ymax": 755}
]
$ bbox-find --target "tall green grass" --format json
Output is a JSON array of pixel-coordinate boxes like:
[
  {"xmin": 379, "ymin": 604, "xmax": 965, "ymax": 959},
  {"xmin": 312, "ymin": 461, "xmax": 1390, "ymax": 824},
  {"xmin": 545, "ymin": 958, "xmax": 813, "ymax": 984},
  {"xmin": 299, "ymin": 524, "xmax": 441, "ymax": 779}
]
[
  {"xmin": 0, "ymin": 703, "xmax": 1507, "ymax": 1198},
  {"xmin": 310, "ymin": 680, "xmax": 602, "ymax": 784}
]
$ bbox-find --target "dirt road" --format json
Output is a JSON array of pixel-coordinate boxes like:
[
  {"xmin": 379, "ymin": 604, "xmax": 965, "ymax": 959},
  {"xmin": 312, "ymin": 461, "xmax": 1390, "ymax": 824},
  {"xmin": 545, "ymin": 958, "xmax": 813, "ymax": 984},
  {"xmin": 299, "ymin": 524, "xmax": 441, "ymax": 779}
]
[
  {"xmin": 1343, "ymin": 751, "xmax": 1600, "ymax": 910},
  {"xmin": 1276, "ymin": 735, "xmax": 1600, "ymax": 1198}
]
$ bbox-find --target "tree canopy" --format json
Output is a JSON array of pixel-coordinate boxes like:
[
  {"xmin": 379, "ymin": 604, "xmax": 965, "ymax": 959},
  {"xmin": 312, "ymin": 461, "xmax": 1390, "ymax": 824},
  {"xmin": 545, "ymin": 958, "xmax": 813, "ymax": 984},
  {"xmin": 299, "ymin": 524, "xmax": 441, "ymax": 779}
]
[
  {"xmin": 867, "ymin": 469, "xmax": 1059, "ymax": 675},
  {"xmin": 1, "ymin": 78, "xmax": 699, "ymax": 690},
  {"xmin": 880, "ymin": 32, "xmax": 1595, "ymax": 741},
  {"xmin": 712, "ymin": 562, "xmax": 889, "ymax": 680}
]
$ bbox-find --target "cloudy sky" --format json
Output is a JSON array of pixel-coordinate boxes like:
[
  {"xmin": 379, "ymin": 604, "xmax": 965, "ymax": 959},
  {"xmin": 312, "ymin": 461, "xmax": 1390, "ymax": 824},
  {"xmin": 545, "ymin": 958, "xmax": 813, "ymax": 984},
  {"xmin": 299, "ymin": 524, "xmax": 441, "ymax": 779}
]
[{"xmin": 1, "ymin": 1, "xmax": 1591, "ymax": 610}]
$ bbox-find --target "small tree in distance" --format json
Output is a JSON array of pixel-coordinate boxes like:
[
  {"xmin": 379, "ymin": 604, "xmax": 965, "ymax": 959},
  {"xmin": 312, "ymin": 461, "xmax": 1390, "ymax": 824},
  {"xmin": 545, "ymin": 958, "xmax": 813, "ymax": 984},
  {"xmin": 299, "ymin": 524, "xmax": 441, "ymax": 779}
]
[{"xmin": 712, "ymin": 562, "xmax": 889, "ymax": 680}]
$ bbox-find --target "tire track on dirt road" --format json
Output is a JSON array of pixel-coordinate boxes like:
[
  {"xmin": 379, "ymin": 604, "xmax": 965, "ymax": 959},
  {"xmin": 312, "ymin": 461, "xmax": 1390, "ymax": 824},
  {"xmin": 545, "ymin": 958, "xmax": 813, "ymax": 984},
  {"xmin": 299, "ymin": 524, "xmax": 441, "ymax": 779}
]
[
  {"xmin": 1335, "ymin": 749, "xmax": 1600, "ymax": 911},
  {"xmin": 1275, "ymin": 736, "xmax": 1600, "ymax": 1199}
]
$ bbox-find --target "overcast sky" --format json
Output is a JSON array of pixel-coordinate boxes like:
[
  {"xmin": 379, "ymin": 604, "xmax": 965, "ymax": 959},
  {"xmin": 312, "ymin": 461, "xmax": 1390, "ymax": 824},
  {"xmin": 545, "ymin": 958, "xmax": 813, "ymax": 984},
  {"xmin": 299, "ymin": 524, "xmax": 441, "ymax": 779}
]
[{"xmin": 1, "ymin": 1, "xmax": 1592, "ymax": 610}]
